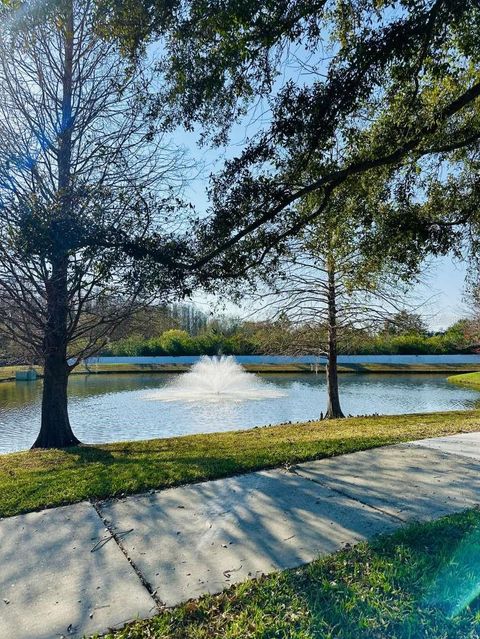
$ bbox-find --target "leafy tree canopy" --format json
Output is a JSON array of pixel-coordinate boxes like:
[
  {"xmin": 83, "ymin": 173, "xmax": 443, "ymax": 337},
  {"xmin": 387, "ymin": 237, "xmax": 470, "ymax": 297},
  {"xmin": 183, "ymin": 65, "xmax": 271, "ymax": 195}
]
[{"xmin": 98, "ymin": 0, "xmax": 480, "ymax": 278}]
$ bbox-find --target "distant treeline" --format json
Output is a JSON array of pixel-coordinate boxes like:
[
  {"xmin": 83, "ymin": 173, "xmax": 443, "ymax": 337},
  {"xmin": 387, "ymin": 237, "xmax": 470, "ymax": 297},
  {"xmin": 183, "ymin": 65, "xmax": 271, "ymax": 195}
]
[
  {"xmin": 102, "ymin": 330, "xmax": 257, "ymax": 356},
  {"xmin": 3, "ymin": 303, "xmax": 475, "ymax": 362},
  {"xmin": 101, "ymin": 318, "xmax": 475, "ymax": 357}
]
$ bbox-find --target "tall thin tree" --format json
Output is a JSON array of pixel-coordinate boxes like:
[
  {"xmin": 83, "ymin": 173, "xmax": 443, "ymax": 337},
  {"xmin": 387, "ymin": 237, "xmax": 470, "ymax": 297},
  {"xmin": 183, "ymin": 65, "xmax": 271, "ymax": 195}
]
[
  {"xmin": 0, "ymin": 0, "xmax": 191, "ymax": 448},
  {"xmin": 254, "ymin": 189, "xmax": 422, "ymax": 419}
]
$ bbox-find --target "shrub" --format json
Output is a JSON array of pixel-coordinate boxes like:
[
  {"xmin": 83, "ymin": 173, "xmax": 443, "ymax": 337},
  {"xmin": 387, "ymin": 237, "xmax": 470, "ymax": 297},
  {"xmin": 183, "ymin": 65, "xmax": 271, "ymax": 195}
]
[{"xmin": 160, "ymin": 329, "xmax": 196, "ymax": 355}]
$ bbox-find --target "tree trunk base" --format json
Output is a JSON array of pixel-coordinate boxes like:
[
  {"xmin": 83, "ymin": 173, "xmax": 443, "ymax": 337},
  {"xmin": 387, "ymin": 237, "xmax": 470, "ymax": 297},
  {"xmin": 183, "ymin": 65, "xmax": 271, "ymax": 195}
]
[
  {"xmin": 324, "ymin": 408, "xmax": 345, "ymax": 420},
  {"xmin": 31, "ymin": 434, "xmax": 81, "ymax": 450},
  {"xmin": 34, "ymin": 354, "xmax": 81, "ymax": 449}
]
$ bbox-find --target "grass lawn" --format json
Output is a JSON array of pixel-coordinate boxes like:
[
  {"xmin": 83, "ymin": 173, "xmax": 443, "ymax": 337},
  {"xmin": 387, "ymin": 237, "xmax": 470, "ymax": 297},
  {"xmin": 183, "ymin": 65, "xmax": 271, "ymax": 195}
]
[
  {"xmin": 0, "ymin": 365, "xmax": 43, "ymax": 382},
  {"xmin": 1, "ymin": 410, "xmax": 480, "ymax": 519},
  {"xmin": 1, "ymin": 363, "xmax": 480, "ymax": 381},
  {"xmin": 448, "ymin": 372, "xmax": 480, "ymax": 388},
  {"xmin": 101, "ymin": 508, "xmax": 480, "ymax": 639}
]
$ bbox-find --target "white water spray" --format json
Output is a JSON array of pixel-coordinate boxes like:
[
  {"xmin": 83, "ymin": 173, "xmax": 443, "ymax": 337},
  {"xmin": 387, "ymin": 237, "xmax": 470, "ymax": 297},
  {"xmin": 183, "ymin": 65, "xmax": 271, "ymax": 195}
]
[{"xmin": 146, "ymin": 356, "xmax": 286, "ymax": 402}]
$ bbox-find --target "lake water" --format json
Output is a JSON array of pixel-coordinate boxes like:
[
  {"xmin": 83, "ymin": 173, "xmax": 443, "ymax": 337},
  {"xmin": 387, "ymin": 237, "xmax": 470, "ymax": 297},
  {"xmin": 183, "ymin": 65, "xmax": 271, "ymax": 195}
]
[{"xmin": 1, "ymin": 372, "xmax": 479, "ymax": 454}]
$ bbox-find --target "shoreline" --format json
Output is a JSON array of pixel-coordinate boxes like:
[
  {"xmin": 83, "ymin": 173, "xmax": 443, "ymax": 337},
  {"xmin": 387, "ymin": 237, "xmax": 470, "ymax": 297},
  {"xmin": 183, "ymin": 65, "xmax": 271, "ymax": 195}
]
[
  {"xmin": 1, "ymin": 409, "xmax": 480, "ymax": 519},
  {"xmin": 1, "ymin": 361, "xmax": 480, "ymax": 383}
]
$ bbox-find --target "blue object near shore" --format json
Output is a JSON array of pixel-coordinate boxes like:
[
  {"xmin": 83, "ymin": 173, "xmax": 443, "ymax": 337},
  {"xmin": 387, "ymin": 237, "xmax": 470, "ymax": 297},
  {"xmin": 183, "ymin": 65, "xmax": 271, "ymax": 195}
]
[{"xmin": 15, "ymin": 369, "xmax": 37, "ymax": 381}]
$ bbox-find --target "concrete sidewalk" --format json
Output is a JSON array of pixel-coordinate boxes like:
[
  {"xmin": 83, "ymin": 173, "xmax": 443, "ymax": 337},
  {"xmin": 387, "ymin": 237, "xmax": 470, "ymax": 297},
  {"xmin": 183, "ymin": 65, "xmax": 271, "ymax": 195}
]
[{"xmin": 2, "ymin": 432, "xmax": 480, "ymax": 638}]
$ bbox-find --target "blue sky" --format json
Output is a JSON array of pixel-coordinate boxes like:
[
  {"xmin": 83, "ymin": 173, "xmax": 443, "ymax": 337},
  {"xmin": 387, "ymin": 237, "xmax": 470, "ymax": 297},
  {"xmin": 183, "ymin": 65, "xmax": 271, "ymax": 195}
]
[{"xmin": 423, "ymin": 256, "xmax": 468, "ymax": 330}]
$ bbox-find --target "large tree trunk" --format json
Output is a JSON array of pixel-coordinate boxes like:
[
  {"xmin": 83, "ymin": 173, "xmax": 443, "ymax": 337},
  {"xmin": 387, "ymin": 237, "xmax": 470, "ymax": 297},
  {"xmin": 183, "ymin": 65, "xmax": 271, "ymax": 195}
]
[
  {"xmin": 34, "ymin": 353, "xmax": 79, "ymax": 448},
  {"xmin": 32, "ymin": 257, "xmax": 80, "ymax": 449},
  {"xmin": 325, "ymin": 262, "xmax": 345, "ymax": 419}
]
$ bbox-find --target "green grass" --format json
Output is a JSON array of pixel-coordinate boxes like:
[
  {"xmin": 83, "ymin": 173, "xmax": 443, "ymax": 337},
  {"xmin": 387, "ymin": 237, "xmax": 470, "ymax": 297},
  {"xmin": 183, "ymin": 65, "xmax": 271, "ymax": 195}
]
[
  {"xmin": 246, "ymin": 363, "xmax": 480, "ymax": 374},
  {"xmin": 448, "ymin": 372, "xmax": 480, "ymax": 388},
  {"xmin": 2, "ymin": 363, "xmax": 480, "ymax": 382},
  {"xmin": 101, "ymin": 508, "xmax": 480, "ymax": 639},
  {"xmin": 1, "ymin": 410, "xmax": 480, "ymax": 519},
  {"xmin": 0, "ymin": 365, "xmax": 43, "ymax": 382}
]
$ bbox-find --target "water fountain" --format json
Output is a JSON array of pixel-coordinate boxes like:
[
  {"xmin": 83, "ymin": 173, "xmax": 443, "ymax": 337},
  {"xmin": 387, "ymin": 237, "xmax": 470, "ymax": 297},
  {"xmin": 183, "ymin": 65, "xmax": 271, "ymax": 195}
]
[{"xmin": 145, "ymin": 355, "xmax": 286, "ymax": 402}]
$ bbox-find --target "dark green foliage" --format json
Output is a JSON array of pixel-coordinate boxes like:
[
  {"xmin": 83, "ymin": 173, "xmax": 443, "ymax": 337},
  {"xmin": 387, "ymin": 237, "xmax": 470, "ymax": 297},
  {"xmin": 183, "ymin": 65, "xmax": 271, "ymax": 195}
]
[
  {"xmin": 101, "ymin": 319, "xmax": 473, "ymax": 356},
  {"xmin": 103, "ymin": 328, "xmax": 257, "ymax": 356},
  {"xmin": 107, "ymin": 0, "xmax": 480, "ymax": 276},
  {"xmin": 382, "ymin": 311, "xmax": 429, "ymax": 337}
]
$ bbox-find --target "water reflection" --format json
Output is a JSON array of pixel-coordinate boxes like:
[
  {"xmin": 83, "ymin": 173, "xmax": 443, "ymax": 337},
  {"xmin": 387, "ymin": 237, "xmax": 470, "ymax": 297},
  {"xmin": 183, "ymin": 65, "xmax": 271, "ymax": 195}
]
[{"xmin": 0, "ymin": 373, "xmax": 479, "ymax": 453}]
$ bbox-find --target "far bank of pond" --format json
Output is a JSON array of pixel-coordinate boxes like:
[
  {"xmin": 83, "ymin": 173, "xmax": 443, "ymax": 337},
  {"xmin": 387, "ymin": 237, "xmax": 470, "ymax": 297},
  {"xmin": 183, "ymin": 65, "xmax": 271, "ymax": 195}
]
[
  {"xmin": 2, "ymin": 356, "xmax": 480, "ymax": 383},
  {"xmin": 1, "ymin": 370, "xmax": 480, "ymax": 453}
]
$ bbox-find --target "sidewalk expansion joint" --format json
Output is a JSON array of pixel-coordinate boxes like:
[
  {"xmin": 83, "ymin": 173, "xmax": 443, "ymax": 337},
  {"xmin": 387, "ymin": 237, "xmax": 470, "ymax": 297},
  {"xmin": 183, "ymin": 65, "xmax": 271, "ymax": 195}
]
[
  {"xmin": 91, "ymin": 500, "xmax": 165, "ymax": 611},
  {"xmin": 292, "ymin": 468, "xmax": 407, "ymax": 524}
]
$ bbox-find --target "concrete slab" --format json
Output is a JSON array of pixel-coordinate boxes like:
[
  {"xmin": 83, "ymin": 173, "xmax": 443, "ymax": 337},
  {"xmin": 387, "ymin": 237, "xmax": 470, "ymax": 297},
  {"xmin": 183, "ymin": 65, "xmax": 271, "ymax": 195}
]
[
  {"xmin": 409, "ymin": 432, "xmax": 480, "ymax": 461},
  {"xmin": 0, "ymin": 502, "xmax": 155, "ymax": 639},
  {"xmin": 5, "ymin": 435, "xmax": 480, "ymax": 637},
  {"xmin": 296, "ymin": 445, "xmax": 480, "ymax": 522},
  {"xmin": 100, "ymin": 469, "xmax": 399, "ymax": 607}
]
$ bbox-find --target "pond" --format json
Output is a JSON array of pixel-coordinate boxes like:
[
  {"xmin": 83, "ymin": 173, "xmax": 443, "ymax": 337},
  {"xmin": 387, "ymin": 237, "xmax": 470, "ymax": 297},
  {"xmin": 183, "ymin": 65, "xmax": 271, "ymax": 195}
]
[{"xmin": 1, "ymin": 371, "xmax": 479, "ymax": 454}]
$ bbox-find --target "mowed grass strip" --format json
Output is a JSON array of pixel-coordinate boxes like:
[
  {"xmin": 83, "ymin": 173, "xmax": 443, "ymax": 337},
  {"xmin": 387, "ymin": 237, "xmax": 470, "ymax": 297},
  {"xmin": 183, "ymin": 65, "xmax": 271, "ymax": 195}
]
[
  {"xmin": 448, "ymin": 371, "xmax": 480, "ymax": 387},
  {"xmin": 1, "ymin": 410, "xmax": 480, "ymax": 519},
  {"xmin": 2, "ymin": 363, "xmax": 480, "ymax": 381},
  {"xmin": 0, "ymin": 365, "xmax": 43, "ymax": 382},
  {"xmin": 101, "ymin": 508, "xmax": 480, "ymax": 639}
]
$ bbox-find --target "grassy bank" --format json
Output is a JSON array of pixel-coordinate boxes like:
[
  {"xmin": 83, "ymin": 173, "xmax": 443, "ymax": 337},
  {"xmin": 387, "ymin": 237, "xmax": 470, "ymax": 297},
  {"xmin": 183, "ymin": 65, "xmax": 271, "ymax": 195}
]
[
  {"xmin": 0, "ymin": 365, "xmax": 43, "ymax": 382},
  {"xmin": 1, "ymin": 362, "xmax": 480, "ymax": 383},
  {"xmin": 102, "ymin": 508, "xmax": 480, "ymax": 639},
  {"xmin": 0, "ymin": 363, "xmax": 191, "ymax": 382},
  {"xmin": 247, "ymin": 362, "xmax": 480, "ymax": 374},
  {"xmin": 1, "ymin": 410, "xmax": 480, "ymax": 519},
  {"xmin": 448, "ymin": 371, "xmax": 480, "ymax": 388}
]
